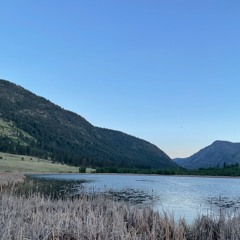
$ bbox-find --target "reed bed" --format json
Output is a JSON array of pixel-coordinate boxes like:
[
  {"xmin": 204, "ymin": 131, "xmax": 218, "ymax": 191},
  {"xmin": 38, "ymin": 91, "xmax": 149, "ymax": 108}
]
[
  {"xmin": 1, "ymin": 192, "xmax": 240, "ymax": 240},
  {"xmin": 0, "ymin": 173, "xmax": 25, "ymax": 191}
]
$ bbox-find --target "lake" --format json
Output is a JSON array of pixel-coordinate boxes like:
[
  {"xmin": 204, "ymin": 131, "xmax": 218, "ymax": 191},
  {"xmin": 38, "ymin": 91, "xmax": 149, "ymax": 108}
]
[{"xmin": 29, "ymin": 174, "xmax": 240, "ymax": 223}]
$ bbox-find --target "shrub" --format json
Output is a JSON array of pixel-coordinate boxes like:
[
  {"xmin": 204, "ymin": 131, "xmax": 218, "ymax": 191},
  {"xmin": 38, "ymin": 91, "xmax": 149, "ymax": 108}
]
[{"xmin": 79, "ymin": 167, "xmax": 86, "ymax": 173}]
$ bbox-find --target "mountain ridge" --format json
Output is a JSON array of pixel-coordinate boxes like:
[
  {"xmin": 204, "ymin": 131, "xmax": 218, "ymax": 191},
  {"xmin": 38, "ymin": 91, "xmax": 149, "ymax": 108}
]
[
  {"xmin": 0, "ymin": 79, "xmax": 177, "ymax": 169},
  {"xmin": 174, "ymin": 140, "xmax": 240, "ymax": 169}
]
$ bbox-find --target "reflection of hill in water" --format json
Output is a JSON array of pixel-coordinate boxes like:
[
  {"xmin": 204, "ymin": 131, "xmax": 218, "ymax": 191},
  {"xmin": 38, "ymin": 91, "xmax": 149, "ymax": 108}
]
[{"xmin": 20, "ymin": 175, "xmax": 92, "ymax": 198}]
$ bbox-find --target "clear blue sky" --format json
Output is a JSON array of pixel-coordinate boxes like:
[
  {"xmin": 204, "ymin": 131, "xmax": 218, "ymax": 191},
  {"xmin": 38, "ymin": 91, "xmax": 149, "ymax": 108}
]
[{"xmin": 0, "ymin": 1, "xmax": 240, "ymax": 158}]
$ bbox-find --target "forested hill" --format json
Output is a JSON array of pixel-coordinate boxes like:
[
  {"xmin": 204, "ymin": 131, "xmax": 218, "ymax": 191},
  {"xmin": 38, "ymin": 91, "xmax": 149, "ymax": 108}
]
[
  {"xmin": 0, "ymin": 79, "xmax": 177, "ymax": 169},
  {"xmin": 174, "ymin": 141, "xmax": 240, "ymax": 169}
]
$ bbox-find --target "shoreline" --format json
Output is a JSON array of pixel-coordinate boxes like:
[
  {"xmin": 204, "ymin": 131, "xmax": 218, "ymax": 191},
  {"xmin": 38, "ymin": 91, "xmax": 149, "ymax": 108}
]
[
  {"xmin": 2, "ymin": 171, "xmax": 240, "ymax": 184},
  {"xmin": 24, "ymin": 171, "xmax": 240, "ymax": 180}
]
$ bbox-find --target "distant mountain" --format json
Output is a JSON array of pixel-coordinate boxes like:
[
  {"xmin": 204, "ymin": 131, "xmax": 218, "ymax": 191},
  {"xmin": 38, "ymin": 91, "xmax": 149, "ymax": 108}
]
[
  {"xmin": 174, "ymin": 141, "xmax": 240, "ymax": 169},
  {"xmin": 0, "ymin": 79, "xmax": 177, "ymax": 169}
]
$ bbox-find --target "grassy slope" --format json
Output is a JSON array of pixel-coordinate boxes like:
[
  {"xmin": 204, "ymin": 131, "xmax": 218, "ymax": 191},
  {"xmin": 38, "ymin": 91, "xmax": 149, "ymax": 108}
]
[
  {"xmin": 0, "ymin": 152, "xmax": 79, "ymax": 173},
  {"xmin": 0, "ymin": 118, "xmax": 34, "ymax": 146}
]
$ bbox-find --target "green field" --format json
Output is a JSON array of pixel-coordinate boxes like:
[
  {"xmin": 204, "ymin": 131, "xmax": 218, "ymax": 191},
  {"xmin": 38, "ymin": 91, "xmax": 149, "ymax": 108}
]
[{"xmin": 0, "ymin": 152, "xmax": 79, "ymax": 173}]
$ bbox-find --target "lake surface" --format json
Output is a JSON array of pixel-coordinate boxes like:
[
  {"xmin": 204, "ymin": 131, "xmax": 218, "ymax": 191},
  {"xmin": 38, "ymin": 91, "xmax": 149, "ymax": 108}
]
[{"xmin": 29, "ymin": 174, "xmax": 240, "ymax": 223}]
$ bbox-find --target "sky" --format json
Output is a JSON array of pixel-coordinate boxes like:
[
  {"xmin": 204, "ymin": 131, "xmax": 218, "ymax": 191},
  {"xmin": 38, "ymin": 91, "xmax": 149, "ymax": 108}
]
[{"xmin": 0, "ymin": 1, "xmax": 240, "ymax": 158}]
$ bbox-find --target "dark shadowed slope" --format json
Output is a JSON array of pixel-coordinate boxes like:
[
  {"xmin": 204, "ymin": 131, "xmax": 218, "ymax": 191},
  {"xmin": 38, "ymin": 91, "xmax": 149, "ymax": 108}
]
[
  {"xmin": 174, "ymin": 141, "xmax": 240, "ymax": 169},
  {"xmin": 0, "ymin": 79, "xmax": 177, "ymax": 169}
]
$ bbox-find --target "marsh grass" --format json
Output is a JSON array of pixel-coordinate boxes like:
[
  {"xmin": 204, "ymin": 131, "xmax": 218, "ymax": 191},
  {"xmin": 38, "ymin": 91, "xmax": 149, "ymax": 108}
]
[
  {"xmin": 1, "ymin": 175, "xmax": 240, "ymax": 239},
  {"xmin": 0, "ymin": 173, "xmax": 25, "ymax": 192},
  {"xmin": 1, "ymin": 190, "xmax": 240, "ymax": 240}
]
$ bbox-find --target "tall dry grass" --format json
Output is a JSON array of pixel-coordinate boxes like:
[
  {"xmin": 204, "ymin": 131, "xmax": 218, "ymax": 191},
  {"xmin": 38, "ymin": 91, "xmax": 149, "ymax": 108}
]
[
  {"xmin": 1, "ymin": 192, "xmax": 240, "ymax": 240},
  {"xmin": 0, "ymin": 173, "xmax": 25, "ymax": 191}
]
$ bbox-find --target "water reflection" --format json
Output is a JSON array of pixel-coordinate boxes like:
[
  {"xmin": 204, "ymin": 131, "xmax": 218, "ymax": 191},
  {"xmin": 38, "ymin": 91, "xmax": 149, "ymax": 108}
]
[{"xmin": 21, "ymin": 175, "xmax": 93, "ymax": 198}]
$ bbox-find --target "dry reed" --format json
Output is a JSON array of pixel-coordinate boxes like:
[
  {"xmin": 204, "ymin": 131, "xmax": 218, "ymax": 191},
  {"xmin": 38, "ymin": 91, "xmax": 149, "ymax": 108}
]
[
  {"xmin": 1, "ymin": 192, "xmax": 240, "ymax": 240},
  {"xmin": 0, "ymin": 173, "xmax": 25, "ymax": 191}
]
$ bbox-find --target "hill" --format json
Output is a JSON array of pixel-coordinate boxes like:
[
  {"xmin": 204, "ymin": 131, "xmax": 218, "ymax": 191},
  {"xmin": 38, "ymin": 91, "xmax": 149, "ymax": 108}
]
[
  {"xmin": 0, "ymin": 79, "xmax": 177, "ymax": 169},
  {"xmin": 174, "ymin": 140, "xmax": 240, "ymax": 169}
]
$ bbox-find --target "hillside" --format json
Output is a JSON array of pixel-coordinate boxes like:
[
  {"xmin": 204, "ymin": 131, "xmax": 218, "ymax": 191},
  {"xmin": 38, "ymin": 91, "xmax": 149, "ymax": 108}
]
[
  {"xmin": 174, "ymin": 141, "xmax": 240, "ymax": 169},
  {"xmin": 0, "ymin": 79, "xmax": 177, "ymax": 169},
  {"xmin": 0, "ymin": 152, "xmax": 79, "ymax": 173}
]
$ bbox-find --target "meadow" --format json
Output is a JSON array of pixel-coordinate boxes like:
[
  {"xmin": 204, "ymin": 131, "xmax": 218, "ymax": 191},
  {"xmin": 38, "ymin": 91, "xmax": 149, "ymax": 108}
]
[{"xmin": 0, "ymin": 152, "xmax": 79, "ymax": 173}]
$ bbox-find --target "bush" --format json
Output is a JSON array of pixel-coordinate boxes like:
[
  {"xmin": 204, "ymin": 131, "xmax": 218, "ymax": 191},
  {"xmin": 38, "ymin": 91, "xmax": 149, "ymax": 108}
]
[{"xmin": 79, "ymin": 167, "xmax": 86, "ymax": 173}]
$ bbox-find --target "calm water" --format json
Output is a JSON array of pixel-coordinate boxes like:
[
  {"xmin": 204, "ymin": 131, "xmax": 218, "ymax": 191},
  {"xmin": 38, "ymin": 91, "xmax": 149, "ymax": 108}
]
[{"xmin": 29, "ymin": 174, "xmax": 240, "ymax": 222}]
